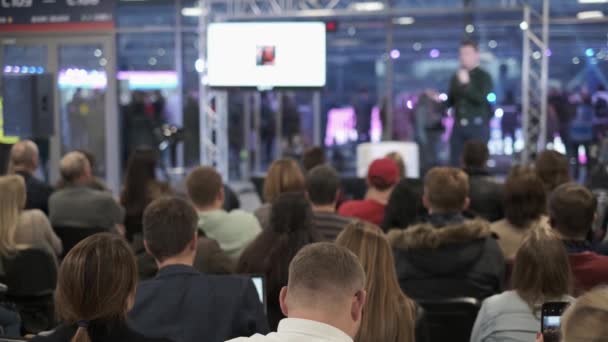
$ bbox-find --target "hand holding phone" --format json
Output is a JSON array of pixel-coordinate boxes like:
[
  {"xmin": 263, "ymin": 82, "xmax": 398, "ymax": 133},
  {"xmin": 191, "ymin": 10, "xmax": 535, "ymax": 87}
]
[{"xmin": 541, "ymin": 302, "xmax": 570, "ymax": 342}]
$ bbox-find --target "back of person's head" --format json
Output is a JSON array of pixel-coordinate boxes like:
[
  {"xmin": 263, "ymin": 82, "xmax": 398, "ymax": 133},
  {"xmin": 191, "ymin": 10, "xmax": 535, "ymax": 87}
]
[
  {"xmin": 264, "ymin": 159, "xmax": 306, "ymax": 203},
  {"xmin": 186, "ymin": 166, "xmax": 223, "ymax": 209},
  {"xmin": 121, "ymin": 148, "xmax": 159, "ymax": 213},
  {"xmin": 269, "ymin": 192, "xmax": 313, "ymax": 235},
  {"xmin": 336, "ymin": 222, "xmax": 415, "ymax": 342},
  {"xmin": 367, "ymin": 158, "xmax": 399, "ymax": 191},
  {"xmin": 282, "ymin": 242, "xmax": 366, "ymax": 338},
  {"xmin": 461, "ymin": 140, "xmax": 489, "ymax": 170},
  {"xmin": 9, "ymin": 140, "xmax": 39, "ymax": 173},
  {"xmin": 535, "ymin": 150, "xmax": 570, "ymax": 193},
  {"xmin": 504, "ymin": 167, "xmax": 547, "ymax": 228},
  {"xmin": 306, "ymin": 165, "xmax": 340, "ymax": 206},
  {"xmin": 60, "ymin": 151, "xmax": 91, "ymax": 184},
  {"xmin": 511, "ymin": 227, "xmax": 571, "ymax": 311},
  {"xmin": 302, "ymin": 146, "xmax": 326, "ymax": 172},
  {"xmin": 549, "ymin": 183, "xmax": 597, "ymax": 240},
  {"xmin": 385, "ymin": 152, "xmax": 406, "ymax": 179},
  {"xmin": 561, "ymin": 286, "xmax": 608, "ymax": 341},
  {"xmin": 0, "ymin": 175, "xmax": 25, "ymax": 257},
  {"xmin": 143, "ymin": 197, "xmax": 198, "ymax": 262},
  {"xmin": 55, "ymin": 233, "xmax": 137, "ymax": 342},
  {"xmin": 424, "ymin": 167, "xmax": 469, "ymax": 213}
]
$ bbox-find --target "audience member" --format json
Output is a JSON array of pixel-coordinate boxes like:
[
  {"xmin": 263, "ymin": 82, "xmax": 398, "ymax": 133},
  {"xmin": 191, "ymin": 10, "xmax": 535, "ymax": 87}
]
[
  {"xmin": 30, "ymin": 233, "xmax": 171, "ymax": 342},
  {"xmin": 385, "ymin": 151, "xmax": 406, "ymax": 179},
  {"xmin": 557, "ymin": 286, "xmax": 608, "ymax": 341},
  {"xmin": 55, "ymin": 149, "xmax": 108, "ymax": 192},
  {"xmin": 237, "ymin": 192, "xmax": 318, "ymax": 330},
  {"xmin": 121, "ymin": 148, "xmax": 172, "ymax": 242},
  {"xmin": 302, "ymin": 146, "xmax": 326, "ymax": 172},
  {"xmin": 228, "ymin": 242, "xmax": 367, "ymax": 342},
  {"xmin": 129, "ymin": 197, "xmax": 268, "ymax": 342},
  {"xmin": 49, "ymin": 152, "xmax": 125, "ymax": 231},
  {"xmin": 549, "ymin": 183, "xmax": 608, "ymax": 293},
  {"xmin": 535, "ymin": 150, "xmax": 571, "ymax": 193},
  {"xmin": 491, "ymin": 167, "xmax": 549, "ymax": 260},
  {"xmin": 8, "ymin": 140, "xmax": 53, "ymax": 214},
  {"xmin": 388, "ymin": 167, "xmax": 504, "ymax": 300},
  {"xmin": 187, "ymin": 167, "xmax": 261, "ymax": 260},
  {"xmin": 307, "ymin": 165, "xmax": 353, "ymax": 241},
  {"xmin": 254, "ymin": 159, "xmax": 306, "ymax": 230},
  {"xmin": 381, "ymin": 178, "xmax": 426, "ymax": 232},
  {"xmin": 461, "ymin": 140, "xmax": 504, "ymax": 222},
  {"xmin": 0, "ymin": 175, "xmax": 62, "ymax": 261},
  {"xmin": 338, "ymin": 158, "xmax": 399, "ymax": 226},
  {"xmin": 336, "ymin": 222, "xmax": 417, "ymax": 342},
  {"xmin": 470, "ymin": 227, "xmax": 573, "ymax": 342}
]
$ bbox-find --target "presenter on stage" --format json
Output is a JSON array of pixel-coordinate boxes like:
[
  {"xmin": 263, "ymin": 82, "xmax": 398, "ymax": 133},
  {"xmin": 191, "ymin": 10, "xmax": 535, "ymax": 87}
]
[{"xmin": 447, "ymin": 40, "xmax": 493, "ymax": 166}]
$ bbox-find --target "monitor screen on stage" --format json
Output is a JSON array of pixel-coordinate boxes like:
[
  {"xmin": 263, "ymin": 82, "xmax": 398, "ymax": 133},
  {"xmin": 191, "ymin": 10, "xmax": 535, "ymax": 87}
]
[{"xmin": 207, "ymin": 22, "xmax": 326, "ymax": 88}]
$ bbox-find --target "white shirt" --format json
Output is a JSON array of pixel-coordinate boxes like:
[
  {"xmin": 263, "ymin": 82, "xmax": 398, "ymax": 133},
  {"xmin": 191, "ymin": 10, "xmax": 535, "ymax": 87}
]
[{"xmin": 226, "ymin": 318, "xmax": 353, "ymax": 342}]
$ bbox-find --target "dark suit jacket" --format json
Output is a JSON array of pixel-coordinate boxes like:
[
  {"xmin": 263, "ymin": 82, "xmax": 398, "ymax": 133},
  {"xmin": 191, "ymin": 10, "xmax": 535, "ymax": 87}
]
[
  {"xmin": 16, "ymin": 171, "xmax": 53, "ymax": 215},
  {"xmin": 30, "ymin": 321, "xmax": 172, "ymax": 342},
  {"xmin": 129, "ymin": 265, "xmax": 268, "ymax": 342}
]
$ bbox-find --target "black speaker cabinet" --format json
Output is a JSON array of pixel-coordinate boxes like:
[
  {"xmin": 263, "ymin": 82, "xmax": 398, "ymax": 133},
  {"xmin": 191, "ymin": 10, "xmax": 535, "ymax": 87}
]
[{"xmin": 2, "ymin": 73, "xmax": 54, "ymax": 138}]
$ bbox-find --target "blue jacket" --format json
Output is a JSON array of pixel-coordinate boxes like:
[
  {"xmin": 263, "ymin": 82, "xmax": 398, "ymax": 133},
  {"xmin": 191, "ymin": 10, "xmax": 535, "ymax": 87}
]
[{"xmin": 129, "ymin": 264, "xmax": 269, "ymax": 342}]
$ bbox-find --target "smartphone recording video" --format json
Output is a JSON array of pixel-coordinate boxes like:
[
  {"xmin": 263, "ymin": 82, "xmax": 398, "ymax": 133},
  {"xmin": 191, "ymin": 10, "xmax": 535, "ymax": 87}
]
[{"xmin": 542, "ymin": 302, "xmax": 569, "ymax": 342}]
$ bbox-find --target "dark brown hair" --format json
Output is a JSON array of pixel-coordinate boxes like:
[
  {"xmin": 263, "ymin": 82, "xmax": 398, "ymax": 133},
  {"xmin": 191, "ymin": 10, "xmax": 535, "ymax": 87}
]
[
  {"xmin": 186, "ymin": 167, "xmax": 223, "ymax": 208},
  {"xmin": 302, "ymin": 146, "xmax": 326, "ymax": 172},
  {"xmin": 461, "ymin": 39, "xmax": 479, "ymax": 51},
  {"xmin": 462, "ymin": 140, "xmax": 489, "ymax": 169},
  {"xmin": 535, "ymin": 150, "xmax": 570, "ymax": 193},
  {"xmin": 337, "ymin": 222, "xmax": 416, "ymax": 342},
  {"xmin": 121, "ymin": 148, "xmax": 161, "ymax": 215},
  {"xmin": 511, "ymin": 227, "xmax": 572, "ymax": 312},
  {"xmin": 424, "ymin": 167, "xmax": 469, "ymax": 212},
  {"xmin": 549, "ymin": 183, "xmax": 597, "ymax": 239},
  {"xmin": 306, "ymin": 165, "xmax": 340, "ymax": 206},
  {"xmin": 504, "ymin": 167, "xmax": 547, "ymax": 228},
  {"xmin": 55, "ymin": 233, "xmax": 138, "ymax": 342},
  {"xmin": 143, "ymin": 197, "xmax": 198, "ymax": 262},
  {"xmin": 263, "ymin": 159, "xmax": 306, "ymax": 203}
]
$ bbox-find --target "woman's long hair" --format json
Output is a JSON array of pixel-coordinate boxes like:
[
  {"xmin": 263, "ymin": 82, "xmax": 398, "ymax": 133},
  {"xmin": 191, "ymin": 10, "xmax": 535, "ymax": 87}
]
[
  {"xmin": 263, "ymin": 159, "xmax": 305, "ymax": 203},
  {"xmin": 0, "ymin": 175, "xmax": 26, "ymax": 257},
  {"xmin": 336, "ymin": 221, "xmax": 417, "ymax": 342},
  {"xmin": 55, "ymin": 233, "xmax": 138, "ymax": 342},
  {"xmin": 511, "ymin": 226, "xmax": 572, "ymax": 314},
  {"xmin": 120, "ymin": 148, "xmax": 160, "ymax": 215}
]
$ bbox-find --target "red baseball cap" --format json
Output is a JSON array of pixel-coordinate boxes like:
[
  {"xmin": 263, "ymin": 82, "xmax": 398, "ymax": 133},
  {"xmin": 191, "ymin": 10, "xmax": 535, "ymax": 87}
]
[{"xmin": 367, "ymin": 158, "xmax": 399, "ymax": 189}]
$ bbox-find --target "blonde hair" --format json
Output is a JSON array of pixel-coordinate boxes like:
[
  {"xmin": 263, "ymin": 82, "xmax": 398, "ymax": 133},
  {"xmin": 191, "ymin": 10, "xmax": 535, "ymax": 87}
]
[
  {"xmin": 0, "ymin": 175, "xmax": 26, "ymax": 257},
  {"xmin": 337, "ymin": 221, "xmax": 416, "ymax": 342},
  {"xmin": 561, "ymin": 286, "xmax": 608, "ymax": 341},
  {"xmin": 385, "ymin": 152, "xmax": 406, "ymax": 179},
  {"xmin": 263, "ymin": 159, "xmax": 305, "ymax": 203}
]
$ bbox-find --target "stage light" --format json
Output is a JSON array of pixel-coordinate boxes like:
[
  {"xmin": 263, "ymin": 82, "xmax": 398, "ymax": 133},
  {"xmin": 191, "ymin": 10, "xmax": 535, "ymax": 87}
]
[
  {"xmin": 406, "ymin": 100, "xmax": 413, "ymax": 109},
  {"xmin": 532, "ymin": 51, "xmax": 542, "ymax": 59},
  {"xmin": 3, "ymin": 66, "xmax": 11, "ymax": 73},
  {"xmin": 465, "ymin": 24, "xmax": 475, "ymax": 33},
  {"xmin": 350, "ymin": 2, "xmax": 384, "ymax": 11},
  {"xmin": 325, "ymin": 21, "xmax": 338, "ymax": 32},
  {"xmin": 488, "ymin": 40, "xmax": 498, "ymax": 49},
  {"xmin": 390, "ymin": 49, "xmax": 400, "ymax": 59},
  {"xmin": 519, "ymin": 21, "xmax": 529, "ymax": 30},
  {"xmin": 578, "ymin": 0, "xmax": 608, "ymax": 3},
  {"xmin": 487, "ymin": 92, "xmax": 497, "ymax": 103},
  {"xmin": 546, "ymin": 49, "xmax": 552, "ymax": 57},
  {"xmin": 347, "ymin": 26, "xmax": 356, "ymax": 36},
  {"xmin": 586, "ymin": 48, "xmax": 595, "ymax": 57},
  {"xmin": 495, "ymin": 108, "xmax": 504, "ymax": 118},
  {"xmin": 393, "ymin": 17, "xmax": 415, "ymax": 25},
  {"xmin": 439, "ymin": 93, "xmax": 448, "ymax": 101},
  {"xmin": 572, "ymin": 57, "xmax": 581, "ymax": 64},
  {"xmin": 181, "ymin": 7, "xmax": 206, "ymax": 16},
  {"xmin": 577, "ymin": 11, "xmax": 604, "ymax": 20},
  {"xmin": 94, "ymin": 49, "xmax": 102, "ymax": 57},
  {"xmin": 99, "ymin": 58, "xmax": 108, "ymax": 67},
  {"xmin": 413, "ymin": 42, "xmax": 422, "ymax": 51},
  {"xmin": 195, "ymin": 58, "xmax": 206, "ymax": 72},
  {"xmin": 429, "ymin": 49, "xmax": 440, "ymax": 58},
  {"xmin": 148, "ymin": 57, "xmax": 157, "ymax": 66},
  {"xmin": 36, "ymin": 67, "xmax": 44, "ymax": 74}
]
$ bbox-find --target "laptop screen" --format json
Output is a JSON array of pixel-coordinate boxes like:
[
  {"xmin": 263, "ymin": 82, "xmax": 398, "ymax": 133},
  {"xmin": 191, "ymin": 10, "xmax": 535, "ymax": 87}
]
[{"xmin": 250, "ymin": 275, "xmax": 266, "ymax": 313}]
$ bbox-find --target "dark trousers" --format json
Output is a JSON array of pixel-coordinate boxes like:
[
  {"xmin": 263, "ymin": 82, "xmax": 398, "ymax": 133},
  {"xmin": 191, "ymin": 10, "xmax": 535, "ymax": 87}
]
[
  {"xmin": 450, "ymin": 119, "xmax": 490, "ymax": 166},
  {"xmin": 0, "ymin": 143, "xmax": 12, "ymax": 175}
]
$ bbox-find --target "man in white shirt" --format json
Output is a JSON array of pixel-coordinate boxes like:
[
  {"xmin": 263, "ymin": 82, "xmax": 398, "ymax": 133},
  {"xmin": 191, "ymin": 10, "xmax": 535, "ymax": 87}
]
[{"xmin": 227, "ymin": 242, "xmax": 367, "ymax": 342}]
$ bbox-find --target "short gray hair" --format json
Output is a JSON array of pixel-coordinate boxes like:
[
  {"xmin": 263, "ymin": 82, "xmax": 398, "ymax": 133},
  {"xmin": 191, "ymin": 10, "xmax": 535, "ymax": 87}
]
[
  {"xmin": 9, "ymin": 140, "xmax": 39, "ymax": 171},
  {"xmin": 60, "ymin": 152, "xmax": 89, "ymax": 183}
]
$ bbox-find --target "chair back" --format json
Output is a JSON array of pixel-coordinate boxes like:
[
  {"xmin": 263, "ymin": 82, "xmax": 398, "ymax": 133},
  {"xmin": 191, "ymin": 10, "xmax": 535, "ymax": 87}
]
[
  {"xmin": 53, "ymin": 226, "xmax": 107, "ymax": 257},
  {"xmin": 417, "ymin": 297, "xmax": 481, "ymax": 342}
]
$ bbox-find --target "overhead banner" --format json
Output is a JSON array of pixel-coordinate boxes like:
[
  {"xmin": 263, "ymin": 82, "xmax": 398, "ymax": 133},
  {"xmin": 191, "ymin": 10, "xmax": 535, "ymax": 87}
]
[{"xmin": 0, "ymin": 0, "xmax": 114, "ymax": 32}]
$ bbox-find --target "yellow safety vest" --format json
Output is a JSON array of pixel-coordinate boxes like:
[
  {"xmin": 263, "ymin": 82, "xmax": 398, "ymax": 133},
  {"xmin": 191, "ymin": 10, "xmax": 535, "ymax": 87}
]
[{"xmin": 0, "ymin": 98, "xmax": 19, "ymax": 144}]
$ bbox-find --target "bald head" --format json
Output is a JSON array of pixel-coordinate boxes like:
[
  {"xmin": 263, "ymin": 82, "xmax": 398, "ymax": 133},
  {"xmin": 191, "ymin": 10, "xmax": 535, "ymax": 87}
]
[
  {"xmin": 60, "ymin": 151, "xmax": 92, "ymax": 184},
  {"xmin": 9, "ymin": 140, "xmax": 39, "ymax": 173}
]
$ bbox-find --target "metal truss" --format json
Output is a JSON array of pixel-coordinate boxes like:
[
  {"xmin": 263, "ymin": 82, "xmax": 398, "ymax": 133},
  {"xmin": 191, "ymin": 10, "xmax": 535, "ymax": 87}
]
[
  {"xmin": 199, "ymin": 88, "xmax": 229, "ymax": 179},
  {"xmin": 520, "ymin": 0, "xmax": 549, "ymax": 165}
]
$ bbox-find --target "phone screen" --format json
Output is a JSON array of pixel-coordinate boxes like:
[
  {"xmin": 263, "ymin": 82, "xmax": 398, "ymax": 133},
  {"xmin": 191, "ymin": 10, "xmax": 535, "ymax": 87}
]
[{"xmin": 542, "ymin": 302, "xmax": 569, "ymax": 342}]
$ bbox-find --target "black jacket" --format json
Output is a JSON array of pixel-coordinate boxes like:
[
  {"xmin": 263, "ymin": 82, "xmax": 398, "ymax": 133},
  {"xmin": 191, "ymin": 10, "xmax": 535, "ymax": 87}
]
[
  {"xmin": 447, "ymin": 66, "xmax": 493, "ymax": 121},
  {"xmin": 16, "ymin": 171, "xmax": 53, "ymax": 215},
  {"xmin": 388, "ymin": 214, "xmax": 504, "ymax": 300},
  {"xmin": 465, "ymin": 168, "xmax": 504, "ymax": 222},
  {"xmin": 30, "ymin": 320, "xmax": 172, "ymax": 342},
  {"xmin": 129, "ymin": 264, "xmax": 268, "ymax": 342}
]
